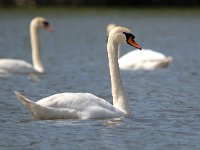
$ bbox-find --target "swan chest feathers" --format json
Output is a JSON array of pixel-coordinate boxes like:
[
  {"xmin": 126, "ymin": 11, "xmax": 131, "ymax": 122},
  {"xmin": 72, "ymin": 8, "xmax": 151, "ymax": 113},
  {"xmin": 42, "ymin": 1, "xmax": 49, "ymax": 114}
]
[
  {"xmin": 0, "ymin": 59, "xmax": 36, "ymax": 74},
  {"xmin": 26, "ymin": 93, "xmax": 125, "ymax": 120}
]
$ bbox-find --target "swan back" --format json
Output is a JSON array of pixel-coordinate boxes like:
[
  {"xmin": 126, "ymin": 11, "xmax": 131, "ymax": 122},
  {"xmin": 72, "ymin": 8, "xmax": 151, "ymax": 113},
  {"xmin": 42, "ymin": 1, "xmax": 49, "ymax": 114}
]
[
  {"xmin": 37, "ymin": 93, "xmax": 124, "ymax": 118},
  {"xmin": 0, "ymin": 59, "xmax": 36, "ymax": 74},
  {"xmin": 119, "ymin": 49, "xmax": 173, "ymax": 70}
]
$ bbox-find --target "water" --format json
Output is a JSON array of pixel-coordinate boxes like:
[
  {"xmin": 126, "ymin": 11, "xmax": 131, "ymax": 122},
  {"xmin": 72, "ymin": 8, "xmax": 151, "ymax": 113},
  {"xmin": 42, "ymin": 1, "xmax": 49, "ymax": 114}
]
[{"xmin": 0, "ymin": 8, "xmax": 200, "ymax": 150}]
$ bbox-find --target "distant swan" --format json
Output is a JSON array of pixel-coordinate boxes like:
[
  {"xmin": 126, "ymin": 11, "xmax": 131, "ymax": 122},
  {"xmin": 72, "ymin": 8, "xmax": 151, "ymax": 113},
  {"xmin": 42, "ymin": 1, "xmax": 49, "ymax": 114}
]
[
  {"xmin": 0, "ymin": 17, "xmax": 53, "ymax": 74},
  {"xmin": 107, "ymin": 23, "xmax": 172, "ymax": 70},
  {"xmin": 15, "ymin": 26, "xmax": 142, "ymax": 120}
]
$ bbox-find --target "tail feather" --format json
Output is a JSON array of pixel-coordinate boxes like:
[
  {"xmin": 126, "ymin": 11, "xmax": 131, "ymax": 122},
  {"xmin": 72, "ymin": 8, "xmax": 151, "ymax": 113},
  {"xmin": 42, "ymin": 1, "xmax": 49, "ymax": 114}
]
[
  {"xmin": 14, "ymin": 91, "xmax": 46, "ymax": 119},
  {"xmin": 14, "ymin": 91, "xmax": 36, "ymax": 110},
  {"xmin": 14, "ymin": 91, "xmax": 79, "ymax": 120},
  {"xmin": 166, "ymin": 56, "xmax": 173, "ymax": 63}
]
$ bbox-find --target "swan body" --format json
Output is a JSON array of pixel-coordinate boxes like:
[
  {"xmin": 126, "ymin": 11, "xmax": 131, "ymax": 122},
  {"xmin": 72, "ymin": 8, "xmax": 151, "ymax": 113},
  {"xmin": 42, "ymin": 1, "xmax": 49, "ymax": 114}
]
[
  {"xmin": 15, "ymin": 92, "xmax": 125, "ymax": 119},
  {"xmin": 107, "ymin": 23, "xmax": 172, "ymax": 70},
  {"xmin": 0, "ymin": 17, "xmax": 52, "ymax": 75},
  {"xmin": 0, "ymin": 59, "xmax": 36, "ymax": 74},
  {"xmin": 15, "ymin": 26, "xmax": 142, "ymax": 120},
  {"xmin": 119, "ymin": 49, "xmax": 173, "ymax": 70}
]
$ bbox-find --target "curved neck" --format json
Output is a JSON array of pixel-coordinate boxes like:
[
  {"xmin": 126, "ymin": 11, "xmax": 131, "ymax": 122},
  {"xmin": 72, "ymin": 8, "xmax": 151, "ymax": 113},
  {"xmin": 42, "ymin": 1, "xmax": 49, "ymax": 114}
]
[
  {"xmin": 118, "ymin": 45, "xmax": 121, "ymax": 58},
  {"xmin": 30, "ymin": 25, "xmax": 44, "ymax": 73},
  {"xmin": 107, "ymin": 39, "xmax": 130, "ymax": 115}
]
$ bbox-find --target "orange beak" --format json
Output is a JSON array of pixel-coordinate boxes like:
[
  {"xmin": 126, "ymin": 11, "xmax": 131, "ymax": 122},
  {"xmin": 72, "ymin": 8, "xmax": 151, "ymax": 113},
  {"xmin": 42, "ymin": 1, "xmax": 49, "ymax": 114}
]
[
  {"xmin": 44, "ymin": 25, "xmax": 54, "ymax": 32},
  {"xmin": 127, "ymin": 37, "xmax": 142, "ymax": 50}
]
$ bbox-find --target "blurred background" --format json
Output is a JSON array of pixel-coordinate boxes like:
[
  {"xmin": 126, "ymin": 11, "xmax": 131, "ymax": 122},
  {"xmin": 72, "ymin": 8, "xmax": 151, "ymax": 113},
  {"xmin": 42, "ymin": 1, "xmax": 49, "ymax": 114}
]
[
  {"xmin": 1, "ymin": 1, "xmax": 200, "ymax": 150},
  {"xmin": 0, "ymin": 0, "xmax": 200, "ymax": 8}
]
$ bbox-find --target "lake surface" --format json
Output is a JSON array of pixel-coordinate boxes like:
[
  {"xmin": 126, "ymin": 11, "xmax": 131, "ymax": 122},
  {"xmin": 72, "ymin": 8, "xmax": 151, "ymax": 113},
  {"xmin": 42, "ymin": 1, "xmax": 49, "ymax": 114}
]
[{"xmin": 0, "ymin": 8, "xmax": 200, "ymax": 150}]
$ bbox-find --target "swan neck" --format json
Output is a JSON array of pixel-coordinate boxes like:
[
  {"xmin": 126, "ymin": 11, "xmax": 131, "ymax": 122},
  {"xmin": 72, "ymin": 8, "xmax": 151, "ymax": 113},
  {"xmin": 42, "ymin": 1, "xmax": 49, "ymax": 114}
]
[
  {"xmin": 30, "ymin": 24, "xmax": 44, "ymax": 73},
  {"xmin": 118, "ymin": 45, "xmax": 121, "ymax": 58},
  {"xmin": 107, "ymin": 39, "xmax": 130, "ymax": 115}
]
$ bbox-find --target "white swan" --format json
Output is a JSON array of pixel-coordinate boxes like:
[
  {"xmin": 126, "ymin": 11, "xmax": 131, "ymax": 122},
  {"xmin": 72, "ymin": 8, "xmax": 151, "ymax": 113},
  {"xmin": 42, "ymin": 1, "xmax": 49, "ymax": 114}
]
[
  {"xmin": 14, "ymin": 26, "xmax": 142, "ymax": 120},
  {"xmin": 0, "ymin": 17, "xmax": 53, "ymax": 74},
  {"xmin": 107, "ymin": 23, "xmax": 172, "ymax": 70}
]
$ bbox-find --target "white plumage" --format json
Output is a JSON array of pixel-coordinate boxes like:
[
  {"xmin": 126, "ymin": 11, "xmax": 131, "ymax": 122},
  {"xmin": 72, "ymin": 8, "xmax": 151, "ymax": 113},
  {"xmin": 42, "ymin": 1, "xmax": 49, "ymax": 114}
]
[
  {"xmin": 107, "ymin": 23, "xmax": 173, "ymax": 70},
  {"xmin": 0, "ymin": 59, "xmax": 36, "ymax": 74},
  {"xmin": 119, "ymin": 49, "xmax": 172, "ymax": 70},
  {"xmin": 15, "ymin": 92, "xmax": 124, "ymax": 119},
  {"xmin": 15, "ymin": 26, "xmax": 142, "ymax": 120},
  {"xmin": 0, "ymin": 17, "xmax": 52, "ymax": 75}
]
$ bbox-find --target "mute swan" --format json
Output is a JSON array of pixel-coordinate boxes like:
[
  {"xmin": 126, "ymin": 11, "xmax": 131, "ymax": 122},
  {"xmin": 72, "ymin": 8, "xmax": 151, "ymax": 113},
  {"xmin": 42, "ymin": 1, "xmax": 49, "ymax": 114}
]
[
  {"xmin": 107, "ymin": 23, "xmax": 172, "ymax": 70},
  {"xmin": 0, "ymin": 17, "xmax": 53, "ymax": 74},
  {"xmin": 14, "ymin": 26, "xmax": 142, "ymax": 120}
]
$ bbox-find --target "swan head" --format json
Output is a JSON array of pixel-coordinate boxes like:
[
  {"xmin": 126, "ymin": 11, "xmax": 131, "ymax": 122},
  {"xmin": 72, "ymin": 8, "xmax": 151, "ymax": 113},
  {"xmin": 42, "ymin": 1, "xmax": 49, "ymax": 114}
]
[
  {"xmin": 31, "ymin": 17, "xmax": 53, "ymax": 32},
  {"xmin": 106, "ymin": 23, "xmax": 117, "ymax": 35},
  {"xmin": 108, "ymin": 26, "xmax": 142, "ymax": 50}
]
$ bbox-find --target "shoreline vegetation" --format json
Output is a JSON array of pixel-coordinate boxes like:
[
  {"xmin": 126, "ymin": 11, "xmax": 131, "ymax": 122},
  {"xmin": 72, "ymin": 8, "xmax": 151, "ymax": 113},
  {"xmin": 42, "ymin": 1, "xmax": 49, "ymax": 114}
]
[
  {"xmin": 0, "ymin": 0, "xmax": 200, "ymax": 7},
  {"xmin": 0, "ymin": 6, "xmax": 200, "ymax": 15}
]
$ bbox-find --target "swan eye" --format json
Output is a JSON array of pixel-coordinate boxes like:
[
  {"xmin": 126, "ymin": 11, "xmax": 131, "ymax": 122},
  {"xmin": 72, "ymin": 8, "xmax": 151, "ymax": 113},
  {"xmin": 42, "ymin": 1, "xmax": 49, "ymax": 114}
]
[
  {"xmin": 123, "ymin": 32, "xmax": 135, "ymax": 40},
  {"xmin": 43, "ymin": 21, "xmax": 49, "ymax": 27}
]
